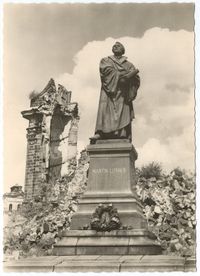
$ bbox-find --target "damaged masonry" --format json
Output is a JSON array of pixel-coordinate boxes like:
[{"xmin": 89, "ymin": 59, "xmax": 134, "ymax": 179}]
[{"xmin": 22, "ymin": 79, "xmax": 79, "ymax": 200}]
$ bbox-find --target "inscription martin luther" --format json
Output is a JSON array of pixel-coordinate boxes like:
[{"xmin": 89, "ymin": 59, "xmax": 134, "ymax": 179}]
[{"xmin": 92, "ymin": 167, "xmax": 127, "ymax": 174}]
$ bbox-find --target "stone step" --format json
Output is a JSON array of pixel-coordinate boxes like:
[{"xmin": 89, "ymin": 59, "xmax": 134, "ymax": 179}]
[
  {"xmin": 61, "ymin": 229, "xmax": 157, "ymax": 237},
  {"xmin": 4, "ymin": 255, "xmax": 196, "ymax": 272},
  {"xmin": 53, "ymin": 229, "xmax": 162, "ymax": 256}
]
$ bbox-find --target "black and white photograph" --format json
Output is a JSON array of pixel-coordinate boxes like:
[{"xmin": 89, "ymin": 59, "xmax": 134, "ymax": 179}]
[{"xmin": 1, "ymin": 0, "xmax": 198, "ymax": 273}]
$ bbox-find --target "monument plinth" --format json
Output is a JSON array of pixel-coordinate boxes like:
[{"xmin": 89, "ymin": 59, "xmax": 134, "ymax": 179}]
[
  {"xmin": 71, "ymin": 139, "xmax": 147, "ymax": 230},
  {"xmin": 53, "ymin": 140, "xmax": 162, "ymax": 255}
]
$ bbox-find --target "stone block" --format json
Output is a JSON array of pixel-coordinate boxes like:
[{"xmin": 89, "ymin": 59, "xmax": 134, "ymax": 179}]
[
  {"xmin": 3, "ymin": 255, "xmax": 196, "ymax": 272},
  {"xmin": 52, "ymin": 236, "xmax": 78, "ymax": 255},
  {"xmin": 71, "ymin": 197, "xmax": 147, "ymax": 230},
  {"xmin": 55, "ymin": 256, "xmax": 76, "ymax": 262},
  {"xmin": 54, "ymin": 261, "xmax": 120, "ymax": 272},
  {"xmin": 62, "ymin": 229, "xmax": 155, "ymax": 237},
  {"xmin": 77, "ymin": 236, "xmax": 129, "ymax": 247},
  {"xmin": 53, "ymin": 230, "xmax": 162, "ymax": 256},
  {"xmin": 85, "ymin": 140, "xmax": 137, "ymax": 196},
  {"xmin": 77, "ymin": 246, "xmax": 128, "ymax": 255},
  {"xmin": 98, "ymin": 255, "xmax": 122, "ymax": 260},
  {"xmin": 119, "ymin": 255, "xmax": 142, "ymax": 261},
  {"xmin": 120, "ymin": 255, "xmax": 186, "ymax": 272},
  {"xmin": 4, "ymin": 262, "xmax": 54, "ymax": 272},
  {"xmin": 128, "ymin": 245, "xmax": 162, "ymax": 255},
  {"xmin": 120, "ymin": 263, "xmax": 185, "ymax": 272},
  {"xmin": 53, "ymin": 247, "xmax": 76, "ymax": 255},
  {"xmin": 71, "ymin": 255, "xmax": 100, "ymax": 260},
  {"xmin": 184, "ymin": 257, "xmax": 196, "ymax": 272},
  {"xmin": 54, "ymin": 236, "xmax": 78, "ymax": 245},
  {"xmin": 26, "ymin": 256, "xmax": 59, "ymax": 262}
]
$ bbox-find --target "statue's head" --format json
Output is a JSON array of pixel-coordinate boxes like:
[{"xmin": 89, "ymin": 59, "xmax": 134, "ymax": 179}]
[{"xmin": 112, "ymin": 42, "xmax": 125, "ymax": 56}]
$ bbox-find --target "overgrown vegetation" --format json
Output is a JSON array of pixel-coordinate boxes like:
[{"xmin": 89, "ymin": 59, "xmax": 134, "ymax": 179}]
[
  {"xmin": 139, "ymin": 162, "xmax": 163, "ymax": 180},
  {"xmin": 4, "ymin": 156, "xmax": 195, "ymax": 259}
]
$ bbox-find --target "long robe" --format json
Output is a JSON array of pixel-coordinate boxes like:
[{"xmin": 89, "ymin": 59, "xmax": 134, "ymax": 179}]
[{"xmin": 95, "ymin": 55, "xmax": 140, "ymax": 138}]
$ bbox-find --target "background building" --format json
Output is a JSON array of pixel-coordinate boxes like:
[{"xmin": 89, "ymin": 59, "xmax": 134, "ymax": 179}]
[{"xmin": 3, "ymin": 184, "xmax": 24, "ymax": 212}]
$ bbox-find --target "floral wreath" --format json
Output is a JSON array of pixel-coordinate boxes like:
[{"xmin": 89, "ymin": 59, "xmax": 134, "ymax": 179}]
[{"xmin": 90, "ymin": 203, "xmax": 121, "ymax": 231}]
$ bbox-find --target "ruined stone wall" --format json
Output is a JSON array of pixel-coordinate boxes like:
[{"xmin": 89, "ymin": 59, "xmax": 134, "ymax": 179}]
[
  {"xmin": 23, "ymin": 113, "xmax": 43, "ymax": 198},
  {"xmin": 22, "ymin": 79, "xmax": 79, "ymax": 199}
]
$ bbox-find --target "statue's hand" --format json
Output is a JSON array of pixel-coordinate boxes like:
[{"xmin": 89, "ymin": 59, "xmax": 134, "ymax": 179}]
[
  {"xmin": 119, "ymin": 77, "xmax": 126, "ymax": 84},
  {"xmin": 109, "ymin": 91, "xmax": 117, "ymax": 98},
  {"xmin": 119, "ymin": 71, "xmax": 127, "ymax": 78},
  {"xmin": 123, "ymin": 69, "xmax": 139, "ymax": 79}
]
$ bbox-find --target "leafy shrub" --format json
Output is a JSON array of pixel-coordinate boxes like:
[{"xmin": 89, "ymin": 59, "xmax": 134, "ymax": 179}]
[{"xmin": 139, "ymin": 162, "xmax": 163, "ymax": 180}]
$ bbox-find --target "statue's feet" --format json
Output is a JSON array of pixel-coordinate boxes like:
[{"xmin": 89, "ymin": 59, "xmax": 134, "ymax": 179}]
[{"xmin": 89, "ymin": 133, "xmax": 101, "ymax": 144}]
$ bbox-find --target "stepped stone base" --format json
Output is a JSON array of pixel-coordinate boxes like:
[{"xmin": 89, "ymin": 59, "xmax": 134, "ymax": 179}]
[
  {"xmin": 4, "ymin": 255, "xmax": 196, "ymax": 272},
  {"xmin": 56, "ymin": 140, "xmax": 162, "ymax": 256},
  {"xmin": 53, "ymin": 230, "xmax": 162, "ymax": 256}
]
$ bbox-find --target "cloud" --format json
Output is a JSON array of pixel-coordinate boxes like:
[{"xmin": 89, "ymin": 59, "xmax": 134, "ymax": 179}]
[
  {"xmin": 56, "ymin": 27, "xmax": 194, "ymax": 171},
  {"xmin": 136, "ymin": 124, "xmax": 195, "ymax": 172}
]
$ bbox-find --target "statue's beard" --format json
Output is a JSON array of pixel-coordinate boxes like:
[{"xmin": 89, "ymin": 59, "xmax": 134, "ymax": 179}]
[{"xmin": 113, "ymin": 51, "xmax": 123, "ymax": 58}]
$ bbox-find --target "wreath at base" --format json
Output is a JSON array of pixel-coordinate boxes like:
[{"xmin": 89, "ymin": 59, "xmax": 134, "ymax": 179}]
[{"xmin": 90, "ymin": 203, "xmax": 121, "ymax": 231}]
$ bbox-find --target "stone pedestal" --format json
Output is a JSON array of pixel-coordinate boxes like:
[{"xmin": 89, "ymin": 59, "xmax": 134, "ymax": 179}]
[
  {"xmin": 71, "ymin": 139, "xmax": 147, "ymax": 229},
  {"xmin": 53, "ymin": 139, "xmax": 162, "ymax": 255}
]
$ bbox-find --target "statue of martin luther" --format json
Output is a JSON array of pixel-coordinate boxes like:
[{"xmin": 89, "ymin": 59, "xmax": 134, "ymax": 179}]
[{"xmin": 90, "ymin": 42, "xmax": 140, "ymax": 143}]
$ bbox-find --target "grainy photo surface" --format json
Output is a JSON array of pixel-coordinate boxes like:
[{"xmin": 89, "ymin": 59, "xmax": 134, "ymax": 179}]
[{"xmin": 2, "ymin": 0, "xmax": 196, "ymax": 273}]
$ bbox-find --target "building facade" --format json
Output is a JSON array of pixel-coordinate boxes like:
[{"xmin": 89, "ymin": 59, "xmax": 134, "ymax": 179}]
[{"xmin": 3, "ymin": 184, "xmax": 24, "ymax": 212}]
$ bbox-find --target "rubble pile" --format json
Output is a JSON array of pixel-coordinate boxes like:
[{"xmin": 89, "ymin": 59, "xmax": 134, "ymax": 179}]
[
  {"xmin": 3, "ymin": 152, "xmax": 89, "ymax": 259},
  {"xmin": 136, "ymin": 167, "xmax": 196, "ymax": 256}
]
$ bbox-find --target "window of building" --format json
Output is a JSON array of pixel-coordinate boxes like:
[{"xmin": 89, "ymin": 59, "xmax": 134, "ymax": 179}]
[{"xmin": 9, "ymin": 204, "xmax": 12, "ymax": 212}]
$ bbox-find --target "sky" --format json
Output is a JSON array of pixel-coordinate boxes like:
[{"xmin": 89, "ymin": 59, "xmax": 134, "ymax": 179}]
[{"xmin": 3, "ymin": 2, "xmax": 195, "ymax": 192}]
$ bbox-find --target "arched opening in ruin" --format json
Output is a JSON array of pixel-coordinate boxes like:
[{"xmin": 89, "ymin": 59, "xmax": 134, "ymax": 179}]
[{"xmin": 48, "ymin": 105, "xmax": 71, "ymax": 183}]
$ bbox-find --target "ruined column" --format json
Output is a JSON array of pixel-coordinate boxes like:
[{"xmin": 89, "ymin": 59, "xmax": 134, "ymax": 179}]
[{"xmin": 22, "ymin": 79, "xmax": 79, "ymax": 200}]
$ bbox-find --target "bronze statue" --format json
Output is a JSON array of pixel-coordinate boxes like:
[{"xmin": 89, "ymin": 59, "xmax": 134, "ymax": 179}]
[{"xmin": 91, "ymin": 42, "xmax": 140, "ymax": 143}]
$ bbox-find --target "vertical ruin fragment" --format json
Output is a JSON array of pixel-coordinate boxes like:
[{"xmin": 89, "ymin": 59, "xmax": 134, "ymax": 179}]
[{"xmin": 22, "ymin": 79, "xmax": 79, "ymax": 199}]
